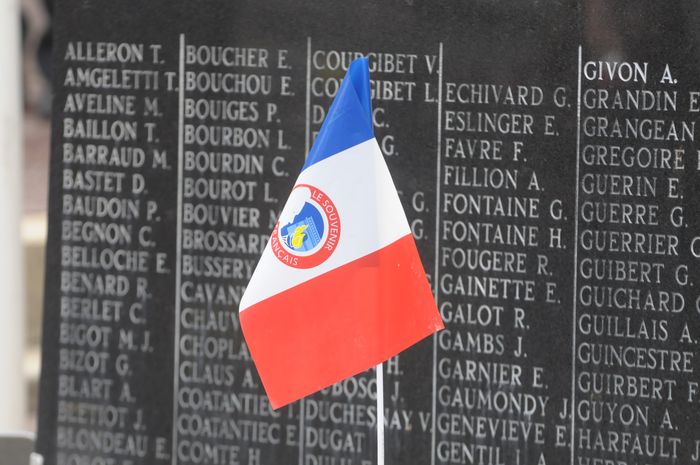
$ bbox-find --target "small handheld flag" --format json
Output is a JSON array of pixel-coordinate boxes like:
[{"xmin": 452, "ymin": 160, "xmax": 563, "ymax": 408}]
[{"xmin": 239, "ymin": 57, "xmax": 444, "ymax": 409}]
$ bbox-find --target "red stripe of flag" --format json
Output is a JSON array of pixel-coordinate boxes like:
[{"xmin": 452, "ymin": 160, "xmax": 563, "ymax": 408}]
[{"xmin": 239, "ymin": 234, "xmax": 443, "ymax": 409}]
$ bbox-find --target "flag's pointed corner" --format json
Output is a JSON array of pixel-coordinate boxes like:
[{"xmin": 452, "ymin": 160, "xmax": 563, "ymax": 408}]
[
  {"xmin": 303, "ymin": 57, "xmax": 374, "ymax": 170},
  {"xmin": 347, "ymin": 57, "xmax": 372, "ymax": 124}
]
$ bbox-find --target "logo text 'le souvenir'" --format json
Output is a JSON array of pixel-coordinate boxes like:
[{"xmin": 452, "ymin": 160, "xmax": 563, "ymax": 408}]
[{"xmin": 271, "ymin": 184, "xmax": 340, "ymax": 268}]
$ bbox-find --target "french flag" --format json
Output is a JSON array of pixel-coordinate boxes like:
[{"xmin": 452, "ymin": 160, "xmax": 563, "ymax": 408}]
[{"xmin": 239, "ymin": 58, "xmax": 443, "ymax": 409}]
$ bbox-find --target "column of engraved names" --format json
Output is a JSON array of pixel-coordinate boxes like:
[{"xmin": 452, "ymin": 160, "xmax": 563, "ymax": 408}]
[
  {"xmin": 306, "ymin": 48, "xmax": 437, "ymax": 465},
  {"xmin": 434, "ymin": 71, "xmax": 575, "ymax": 465},
  {"xmin": 56, "ymin": 40, "xmax": 175, "ymax": 464},
  {"xmin": 574, "ymin": 59, "xmax": 700, "ymax": 464},
  {"xmin": 174, "ymin": 41, "xmax": 303, "ymax": 465},
  {"xmin": 373, "ymin": 46, "xmax": 445, "ymax": 465},
  {"xmin": 305, "ymin": 48, "xmax": 376, "ymax": 465}
]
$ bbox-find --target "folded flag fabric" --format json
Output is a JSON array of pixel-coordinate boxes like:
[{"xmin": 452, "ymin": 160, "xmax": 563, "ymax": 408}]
[{"xmin": 239, "ymin": 57, "xmax": 444, "ymax": 409}]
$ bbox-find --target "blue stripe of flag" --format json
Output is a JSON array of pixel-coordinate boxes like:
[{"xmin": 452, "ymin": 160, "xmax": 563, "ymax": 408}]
[{"xmin": 303, "ymin": 57, "xmax": 374, "ymax": 171}]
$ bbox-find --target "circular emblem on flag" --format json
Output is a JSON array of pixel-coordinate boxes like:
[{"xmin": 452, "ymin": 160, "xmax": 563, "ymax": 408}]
[{"xmin": 271, "ymin": 184, "xmax": 341, "ymax": 269}]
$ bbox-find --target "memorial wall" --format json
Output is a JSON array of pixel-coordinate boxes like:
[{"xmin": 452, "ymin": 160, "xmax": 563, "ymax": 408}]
[{"xmin": 37, "ymin": 1, "xmax": 700, "ymax": 464}]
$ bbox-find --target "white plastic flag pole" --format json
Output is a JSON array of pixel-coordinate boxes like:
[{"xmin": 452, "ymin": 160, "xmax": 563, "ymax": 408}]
[
  {"xmin": 0, "ymin": 0, "xmax": 25, "ymax": 431},
  {"xmin": 376, "ymin": 363, "xmax": 384, "ymax": 465}
]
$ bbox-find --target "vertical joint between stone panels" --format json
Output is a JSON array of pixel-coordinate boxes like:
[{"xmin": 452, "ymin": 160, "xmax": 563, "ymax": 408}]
[
  {"xmin": 431, "ymin": 41, "xmax": 444, "ymax": 465},
  {"xmin": 570, "ymin": 44, "xmax": 583, "ymax": 465},
  {"xmin": 172, "ymin": 32, "xmax": 186, "ymax": 465}
]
